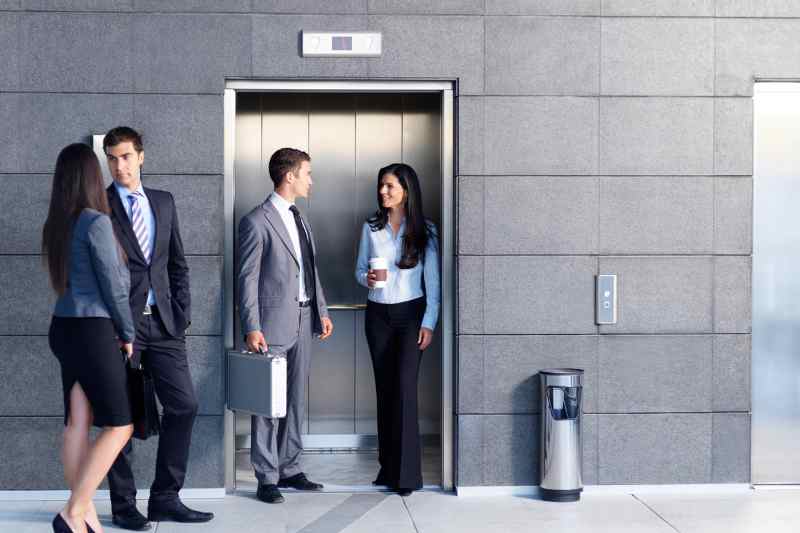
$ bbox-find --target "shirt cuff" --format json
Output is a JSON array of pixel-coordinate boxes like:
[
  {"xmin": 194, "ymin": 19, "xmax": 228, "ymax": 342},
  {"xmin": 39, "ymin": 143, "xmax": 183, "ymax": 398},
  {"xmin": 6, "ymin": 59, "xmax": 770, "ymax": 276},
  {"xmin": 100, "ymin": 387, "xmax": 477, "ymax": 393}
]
[{"xmin": 421, "ymin": 316, "xmax": 437, "ymax": 331}]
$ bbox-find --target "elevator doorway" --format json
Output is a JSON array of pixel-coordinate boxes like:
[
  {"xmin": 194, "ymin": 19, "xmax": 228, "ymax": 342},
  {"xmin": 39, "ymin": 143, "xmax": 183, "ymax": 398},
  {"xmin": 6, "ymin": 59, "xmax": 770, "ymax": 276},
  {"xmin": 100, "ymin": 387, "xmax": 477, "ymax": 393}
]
[
  {"xmin": 752, "ymin": 82, "xmax": 800, "ymax": 484},
  {"xmin": 223, "ymin": 81, "xmax": 455, "ymax": 491}
]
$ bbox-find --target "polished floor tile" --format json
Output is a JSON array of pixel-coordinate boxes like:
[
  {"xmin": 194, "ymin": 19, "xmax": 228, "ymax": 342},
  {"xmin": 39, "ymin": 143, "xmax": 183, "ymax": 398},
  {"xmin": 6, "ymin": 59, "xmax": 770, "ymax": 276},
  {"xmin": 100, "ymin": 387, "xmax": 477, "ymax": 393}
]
[
  {"xmin": 638, "ymin": 489, "xmax": 800, "ymax": 533},
  {"xmin": 152, "ymin": 493, "xmax": 352, "ymax": 533},
  {"xmin": 340, "ymin": 495, "xmax": 416, "ymax": 533},
  {"xmin": 8, "ymin": 500, "xmax": 143, "ymax": 533},
  {"xmin": 404, "ymin": 492, "xmax": 675, "ymax": 533},
  {"xmin": 4, "ymin": 487, "xmax": 800, "ymax": 533},
  {"xmin": 0, "ymin": 501, "xmax": 59, "ymax": 533}
]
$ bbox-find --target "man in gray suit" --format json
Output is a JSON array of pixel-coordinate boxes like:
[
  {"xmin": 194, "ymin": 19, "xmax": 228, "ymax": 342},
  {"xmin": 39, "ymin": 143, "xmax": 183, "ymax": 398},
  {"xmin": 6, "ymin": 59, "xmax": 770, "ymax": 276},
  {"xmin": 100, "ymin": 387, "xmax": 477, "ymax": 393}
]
[{"xmin": 237, "ymin": 147, "xmax": 333, "ymax": 504}]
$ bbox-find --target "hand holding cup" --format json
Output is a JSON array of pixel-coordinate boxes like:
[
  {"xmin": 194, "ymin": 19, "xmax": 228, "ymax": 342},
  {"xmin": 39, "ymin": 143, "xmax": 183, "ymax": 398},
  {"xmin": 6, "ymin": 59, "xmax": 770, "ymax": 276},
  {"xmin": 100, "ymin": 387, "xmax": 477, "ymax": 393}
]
[{"xmin": 368, "ymin": 257, "xmax": 388, "ymax": 289}]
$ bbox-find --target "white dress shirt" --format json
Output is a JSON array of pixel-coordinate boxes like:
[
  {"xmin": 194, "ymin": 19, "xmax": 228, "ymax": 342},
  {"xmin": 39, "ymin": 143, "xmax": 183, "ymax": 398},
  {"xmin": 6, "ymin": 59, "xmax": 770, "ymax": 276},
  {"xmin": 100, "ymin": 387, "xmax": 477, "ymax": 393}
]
[{"xmin": 269, "ymin": 192, "xmax": 309, "ymax": 302}]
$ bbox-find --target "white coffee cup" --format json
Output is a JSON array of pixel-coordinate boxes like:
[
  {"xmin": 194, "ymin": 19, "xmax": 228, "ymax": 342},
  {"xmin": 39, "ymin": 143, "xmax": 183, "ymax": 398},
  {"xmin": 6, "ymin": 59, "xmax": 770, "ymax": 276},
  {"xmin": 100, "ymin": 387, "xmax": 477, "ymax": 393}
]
[{"xmin": 369, "ymin": 257, "xmax": 388, "ymax": 289}]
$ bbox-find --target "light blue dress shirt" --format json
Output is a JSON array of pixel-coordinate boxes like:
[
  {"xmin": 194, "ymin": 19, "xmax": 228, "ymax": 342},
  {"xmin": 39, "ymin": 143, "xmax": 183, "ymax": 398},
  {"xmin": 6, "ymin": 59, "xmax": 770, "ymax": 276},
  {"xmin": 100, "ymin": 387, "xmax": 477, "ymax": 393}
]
[
  {"xmin": 114, "ymin": 181, "xmax": 156, "ymax": 306},
  {"xmin": 355, "ymin": 219, "xmax": 441, "ymax": 330}
]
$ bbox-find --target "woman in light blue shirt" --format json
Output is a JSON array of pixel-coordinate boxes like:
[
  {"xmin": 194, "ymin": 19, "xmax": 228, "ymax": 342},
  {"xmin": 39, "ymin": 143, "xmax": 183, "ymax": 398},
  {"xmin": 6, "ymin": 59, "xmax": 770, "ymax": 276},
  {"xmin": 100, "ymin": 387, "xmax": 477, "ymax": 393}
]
[{"xmin": 355, "ymin": 163, "xmax": 440, "ymax": 496}]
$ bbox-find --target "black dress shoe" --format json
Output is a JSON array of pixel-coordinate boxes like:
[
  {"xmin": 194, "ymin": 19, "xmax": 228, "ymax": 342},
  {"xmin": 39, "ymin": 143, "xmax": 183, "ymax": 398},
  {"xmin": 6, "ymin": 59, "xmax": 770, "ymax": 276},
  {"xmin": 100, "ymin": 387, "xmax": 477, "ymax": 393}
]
[
  {"xmin": 147, "ymin": 500, "xmax": 214, "ymax": 523},
  {"xmin": 112, "ymin": 507, "xmax": 152, "ymax": 531},
  {"xmin": 256, "ymin": 484, "xmax": 285, "ymax": 504},
  {"xmin": 278, "ymin": 472, "xmax": 323, "ymax": 491},
  {"xmin": 397, "ymin": 488, "xmax": 414, "ymax": 497},
  {"xmin": 372, "ymin": 470, "xmax": 389, "ymax": 486}
]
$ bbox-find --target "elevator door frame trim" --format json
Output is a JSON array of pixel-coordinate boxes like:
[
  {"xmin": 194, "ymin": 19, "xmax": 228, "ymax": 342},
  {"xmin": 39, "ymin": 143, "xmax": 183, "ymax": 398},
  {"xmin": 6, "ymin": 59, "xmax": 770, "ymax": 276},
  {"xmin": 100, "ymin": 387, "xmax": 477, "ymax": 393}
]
[{"xmin": 223, "ymin": 79, "xmax": 456, "ymax": 492}]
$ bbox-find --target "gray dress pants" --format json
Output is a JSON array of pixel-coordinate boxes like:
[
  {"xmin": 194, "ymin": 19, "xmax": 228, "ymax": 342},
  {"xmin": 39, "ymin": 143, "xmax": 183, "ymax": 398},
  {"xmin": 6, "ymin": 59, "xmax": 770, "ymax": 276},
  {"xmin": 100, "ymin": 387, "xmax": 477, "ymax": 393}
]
[{"xmin": 251, "ymin": 306, "xmax": 312, "ymax": 485}]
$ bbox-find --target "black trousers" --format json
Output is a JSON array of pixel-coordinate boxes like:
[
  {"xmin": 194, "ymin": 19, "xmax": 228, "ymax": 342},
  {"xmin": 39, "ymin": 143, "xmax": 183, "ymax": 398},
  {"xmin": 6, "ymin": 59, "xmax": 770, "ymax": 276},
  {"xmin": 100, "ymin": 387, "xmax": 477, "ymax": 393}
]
[
  {"xmin": 107, "ymin": 307, "xmax": 198, "ymax": 511},
  {"xmin": 365, "ymin": 297, "xmax": 426, "ymax": 490}
]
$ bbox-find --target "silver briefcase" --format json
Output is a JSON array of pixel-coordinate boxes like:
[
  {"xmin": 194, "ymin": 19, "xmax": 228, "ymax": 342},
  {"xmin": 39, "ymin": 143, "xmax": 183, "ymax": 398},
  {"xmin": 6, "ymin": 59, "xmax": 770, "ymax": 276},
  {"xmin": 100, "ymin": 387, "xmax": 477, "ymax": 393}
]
[{"xmin": 226, "ymin": 349, "xmax": 287, "ymax": 418}]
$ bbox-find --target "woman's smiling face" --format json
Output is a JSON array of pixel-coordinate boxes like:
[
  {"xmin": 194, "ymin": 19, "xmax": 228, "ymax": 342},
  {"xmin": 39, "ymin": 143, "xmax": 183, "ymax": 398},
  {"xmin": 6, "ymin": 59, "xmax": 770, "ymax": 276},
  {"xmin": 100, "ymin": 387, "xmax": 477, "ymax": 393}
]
[{"xmin": 379, "ymin": 173, "xmax": 406, "ymax": 210}]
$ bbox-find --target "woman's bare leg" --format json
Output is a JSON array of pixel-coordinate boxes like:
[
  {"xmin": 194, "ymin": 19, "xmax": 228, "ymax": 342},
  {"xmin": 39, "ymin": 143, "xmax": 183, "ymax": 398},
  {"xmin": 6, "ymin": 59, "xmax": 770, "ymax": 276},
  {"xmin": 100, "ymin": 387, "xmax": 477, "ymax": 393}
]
[
  {"xmin": 61, "ymin": 384, "xmax": 102, "ymax": 531},
  {"xmin": 60, "ymin": 383, "xmax": 133, "ymax": 532},
  {"xmin": 62, "ymin": 383, "xmax": 92, "ymax": 485},
  {"xmin": 59, "ymin": 383, "xmax": 91, "ymax": 532}
]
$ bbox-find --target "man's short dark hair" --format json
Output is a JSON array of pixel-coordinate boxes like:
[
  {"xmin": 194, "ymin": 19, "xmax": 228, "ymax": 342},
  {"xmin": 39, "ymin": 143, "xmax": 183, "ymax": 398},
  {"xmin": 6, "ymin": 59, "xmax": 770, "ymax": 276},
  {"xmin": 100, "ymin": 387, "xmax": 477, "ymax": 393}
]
[
  {"xmin": 268, "ymin": 148, "xmax": 310, "ymax": 187},
  {"xmin": 103, "ymin": 126, "xmax": 143, "ymax": 154}
]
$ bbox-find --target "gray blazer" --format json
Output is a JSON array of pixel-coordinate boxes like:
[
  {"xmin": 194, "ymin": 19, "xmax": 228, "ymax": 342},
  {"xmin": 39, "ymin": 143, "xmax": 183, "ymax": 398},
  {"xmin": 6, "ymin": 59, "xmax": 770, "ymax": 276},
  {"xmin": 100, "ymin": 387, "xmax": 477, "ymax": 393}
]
[
  {"xmin": 53, "ymin": 209, "xmax": 135, "ymax": 343},
  {"xmin": 237, "ymin": 199, "xmax": 329, "ymax": 346}
]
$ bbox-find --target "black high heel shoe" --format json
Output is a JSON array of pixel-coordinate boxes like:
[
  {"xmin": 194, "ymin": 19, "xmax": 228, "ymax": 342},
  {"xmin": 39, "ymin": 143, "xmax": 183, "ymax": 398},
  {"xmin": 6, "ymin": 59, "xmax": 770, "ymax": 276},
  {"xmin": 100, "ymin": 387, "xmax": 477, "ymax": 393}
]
[
  {"xmin": 52, "ymin": 513, "xmax": 73, "ymax": 532},
  {"xmin": 372, "ymin": 469, "xmax": 389, "ymax": 486}
]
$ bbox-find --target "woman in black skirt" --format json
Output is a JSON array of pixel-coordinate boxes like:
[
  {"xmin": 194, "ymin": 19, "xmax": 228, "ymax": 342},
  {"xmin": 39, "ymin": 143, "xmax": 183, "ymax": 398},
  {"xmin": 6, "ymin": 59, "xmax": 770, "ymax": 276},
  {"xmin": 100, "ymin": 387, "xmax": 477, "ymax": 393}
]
[
  {"xmin": 355, "ymin": 163, "xmax": 441, "ymax": 496},
  {"xmin": 43, "ymin": 144, "xmax": 136, "ymax": 533}
]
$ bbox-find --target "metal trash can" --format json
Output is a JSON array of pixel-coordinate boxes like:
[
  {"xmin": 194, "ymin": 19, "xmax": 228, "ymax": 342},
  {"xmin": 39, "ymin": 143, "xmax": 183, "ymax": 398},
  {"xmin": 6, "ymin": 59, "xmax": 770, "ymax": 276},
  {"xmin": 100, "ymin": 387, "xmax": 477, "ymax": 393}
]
[{"xmin": 540, "ymin": 368, "xmax": 583, "ymax": 502}]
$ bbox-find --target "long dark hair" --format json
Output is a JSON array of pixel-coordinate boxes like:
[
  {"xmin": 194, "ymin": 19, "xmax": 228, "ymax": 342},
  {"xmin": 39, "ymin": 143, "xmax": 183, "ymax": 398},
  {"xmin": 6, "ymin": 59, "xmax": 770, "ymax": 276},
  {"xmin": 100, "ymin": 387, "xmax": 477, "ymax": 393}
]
[
  {"xmin": 367, "ymin": 163, "xmax": 430, "ymax": 269},
  {"xmin": 42, "ymin": 143, "xmax": 112, "ymax": 294}
]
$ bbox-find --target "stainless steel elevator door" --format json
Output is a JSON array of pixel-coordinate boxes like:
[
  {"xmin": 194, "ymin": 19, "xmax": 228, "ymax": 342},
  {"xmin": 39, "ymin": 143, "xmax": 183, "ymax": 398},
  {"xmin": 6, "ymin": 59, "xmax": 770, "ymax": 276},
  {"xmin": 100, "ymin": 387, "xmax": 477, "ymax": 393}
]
[
  {"xmin": 233, "ymin": 93, "xmax": 442, "ymax": 448},
  {"xmin": 752, "ymin": 83, "xmax": 800, "ymax": 483}
]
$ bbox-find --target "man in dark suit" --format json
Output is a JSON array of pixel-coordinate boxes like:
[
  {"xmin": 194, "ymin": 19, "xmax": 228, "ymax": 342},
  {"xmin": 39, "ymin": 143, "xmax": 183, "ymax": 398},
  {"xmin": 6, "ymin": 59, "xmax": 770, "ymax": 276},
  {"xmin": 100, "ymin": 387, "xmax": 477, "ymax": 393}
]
[{"xmin": 103, "ymin": 126, "xmax": 213, "ymax": 530}]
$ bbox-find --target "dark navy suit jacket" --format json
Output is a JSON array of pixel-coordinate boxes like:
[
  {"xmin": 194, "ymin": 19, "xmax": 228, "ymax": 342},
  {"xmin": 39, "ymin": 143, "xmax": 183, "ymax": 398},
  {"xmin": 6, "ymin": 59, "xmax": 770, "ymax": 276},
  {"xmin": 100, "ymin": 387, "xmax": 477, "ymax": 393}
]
[{"xmin": 106, "ymin": 184, "xmax": 191, "ymax": 346}]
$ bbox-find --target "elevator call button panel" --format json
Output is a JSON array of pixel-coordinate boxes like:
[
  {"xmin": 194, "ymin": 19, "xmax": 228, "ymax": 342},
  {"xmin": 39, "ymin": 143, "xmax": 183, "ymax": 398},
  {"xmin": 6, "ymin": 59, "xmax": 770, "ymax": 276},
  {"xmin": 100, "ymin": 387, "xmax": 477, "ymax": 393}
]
[
  {"xmin": 302, "ymin": 32, "xmax": 382, "ymax": 57},
  {"xmin": 596, "ymin": 274, "xmax": 617, "ymax": 325}
]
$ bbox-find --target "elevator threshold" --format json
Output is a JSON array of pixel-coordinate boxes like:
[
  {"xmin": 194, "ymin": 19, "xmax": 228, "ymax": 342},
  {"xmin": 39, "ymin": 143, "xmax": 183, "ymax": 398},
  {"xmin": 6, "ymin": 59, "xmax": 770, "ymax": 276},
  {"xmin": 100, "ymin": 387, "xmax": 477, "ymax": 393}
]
[
  {"xmin": 235, "ymin": 446, "xmax": 442, "ymax": 490},
  {"xmin": 234, "ymin": 484, "xmax": 444, "ymax": 494}
]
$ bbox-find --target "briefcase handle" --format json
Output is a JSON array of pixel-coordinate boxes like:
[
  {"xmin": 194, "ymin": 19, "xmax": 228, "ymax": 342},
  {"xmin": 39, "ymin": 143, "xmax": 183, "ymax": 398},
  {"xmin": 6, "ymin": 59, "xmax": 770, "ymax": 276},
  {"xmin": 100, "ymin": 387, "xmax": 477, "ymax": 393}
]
[
  {"xmin": 240, "ymin": 347, "xmax": 286, "ymax": 359},
  {"xmin": 121, "ymin": 347, "xmax": 143, "ymax": 370}
]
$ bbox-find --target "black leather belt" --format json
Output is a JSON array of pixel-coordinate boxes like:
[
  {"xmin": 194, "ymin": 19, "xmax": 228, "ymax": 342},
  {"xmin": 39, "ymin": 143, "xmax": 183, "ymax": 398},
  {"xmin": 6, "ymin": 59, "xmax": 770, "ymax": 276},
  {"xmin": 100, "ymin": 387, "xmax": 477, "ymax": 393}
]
[{"xmin": 299, "ymin": 300, "xmax": 312, "ymax": 308}]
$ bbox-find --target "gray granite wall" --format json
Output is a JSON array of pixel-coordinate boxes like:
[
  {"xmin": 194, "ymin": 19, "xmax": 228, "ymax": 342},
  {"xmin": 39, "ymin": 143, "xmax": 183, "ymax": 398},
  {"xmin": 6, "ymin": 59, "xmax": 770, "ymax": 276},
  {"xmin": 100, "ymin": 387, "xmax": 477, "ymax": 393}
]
[{"xmin": 1, "ymin": 0, "xmax": 790, "ymax": 489}]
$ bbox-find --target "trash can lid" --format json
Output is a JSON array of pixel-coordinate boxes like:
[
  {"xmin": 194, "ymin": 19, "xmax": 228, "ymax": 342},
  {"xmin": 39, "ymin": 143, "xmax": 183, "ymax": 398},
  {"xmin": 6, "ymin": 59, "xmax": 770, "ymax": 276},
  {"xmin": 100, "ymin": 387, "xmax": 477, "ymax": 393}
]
[{"xmin": 540, "ymin": 368, "xmax": 584, "ymax": 376}]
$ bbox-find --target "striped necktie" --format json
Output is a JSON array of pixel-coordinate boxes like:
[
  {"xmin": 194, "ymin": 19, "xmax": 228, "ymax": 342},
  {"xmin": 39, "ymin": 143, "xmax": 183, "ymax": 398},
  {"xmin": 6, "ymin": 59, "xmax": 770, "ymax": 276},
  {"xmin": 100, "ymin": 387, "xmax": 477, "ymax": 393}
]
[{"xmin": 128, "ymin": 191, "xmax": 151, "ymax": 263}]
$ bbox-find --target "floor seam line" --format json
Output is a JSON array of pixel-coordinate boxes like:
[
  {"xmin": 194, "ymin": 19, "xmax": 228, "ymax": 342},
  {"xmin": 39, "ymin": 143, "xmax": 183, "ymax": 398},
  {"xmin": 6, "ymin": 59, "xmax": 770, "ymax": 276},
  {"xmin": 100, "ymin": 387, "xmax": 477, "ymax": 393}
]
[
  {"xmin": 296, "ymin": 493, "xmax": 386, "ymax": 533},
  {"xmin": 632, "ymin": 494, "xmax": 681, "ymax": 533},
  {"xmin": 401, "ymin": 496, "xmax": 421, "ymax": 533}
]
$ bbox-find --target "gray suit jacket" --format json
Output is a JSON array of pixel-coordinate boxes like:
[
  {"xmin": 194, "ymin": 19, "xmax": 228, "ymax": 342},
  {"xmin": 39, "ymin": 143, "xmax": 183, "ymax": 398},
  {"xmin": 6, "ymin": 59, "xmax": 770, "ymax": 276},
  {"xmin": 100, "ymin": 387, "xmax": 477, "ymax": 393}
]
[
  {"xmin": 53, "ymin": 209, "xmax": 136, "ymax": 342},
  {"xmin": 237, "ymin": 199, "xmax": 329, "ymax": 346}
]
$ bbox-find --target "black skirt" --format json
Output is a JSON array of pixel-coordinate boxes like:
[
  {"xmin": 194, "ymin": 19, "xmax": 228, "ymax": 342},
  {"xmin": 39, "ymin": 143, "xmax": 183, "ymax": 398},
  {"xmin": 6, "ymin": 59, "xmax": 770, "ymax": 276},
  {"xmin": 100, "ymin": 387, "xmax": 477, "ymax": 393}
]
[{"xmin": 49, "ymin": 316, "xmax": 132, "ymax": 428}]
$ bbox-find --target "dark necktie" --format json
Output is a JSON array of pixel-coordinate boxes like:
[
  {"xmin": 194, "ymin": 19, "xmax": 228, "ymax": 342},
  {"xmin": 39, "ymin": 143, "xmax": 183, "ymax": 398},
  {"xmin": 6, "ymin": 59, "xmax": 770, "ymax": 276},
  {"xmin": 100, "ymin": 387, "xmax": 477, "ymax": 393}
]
[{"xmin": 289, "ymin": 205, "xmax": 316, "ymax": 302}]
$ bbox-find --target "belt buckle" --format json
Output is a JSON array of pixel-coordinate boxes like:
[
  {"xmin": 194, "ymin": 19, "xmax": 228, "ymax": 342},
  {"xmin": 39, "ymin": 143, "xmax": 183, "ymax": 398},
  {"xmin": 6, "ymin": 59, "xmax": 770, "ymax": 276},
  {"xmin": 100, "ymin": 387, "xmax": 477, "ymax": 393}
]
[{"xmin": 143, "ymin": 304, "xmax": 153, "ymax": 316}]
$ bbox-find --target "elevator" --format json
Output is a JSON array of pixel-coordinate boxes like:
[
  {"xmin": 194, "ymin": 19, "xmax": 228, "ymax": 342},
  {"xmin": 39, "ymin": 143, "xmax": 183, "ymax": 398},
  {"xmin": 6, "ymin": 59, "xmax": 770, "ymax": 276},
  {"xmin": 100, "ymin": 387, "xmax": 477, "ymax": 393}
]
[
  {"xmin": 752, "ymin": 82, "xmax": 800, "ymax": 484},
  {"xmin": 223, "ymin": 81, "xmax": 455, "ymax": 491}
]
